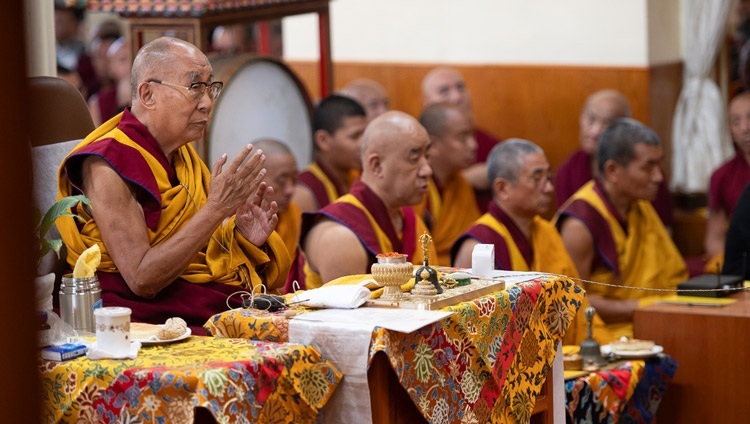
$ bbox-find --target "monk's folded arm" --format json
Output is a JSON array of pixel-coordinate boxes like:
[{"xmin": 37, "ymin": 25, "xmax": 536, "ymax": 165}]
[{"xmin": 82, "ymin": 157, "xmax": 227, "ymax": 298}]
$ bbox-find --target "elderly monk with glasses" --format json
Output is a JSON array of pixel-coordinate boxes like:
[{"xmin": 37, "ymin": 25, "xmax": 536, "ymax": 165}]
[{"xmin": 57, "ymin": 37, "xmax": 291, "ymax": 334}]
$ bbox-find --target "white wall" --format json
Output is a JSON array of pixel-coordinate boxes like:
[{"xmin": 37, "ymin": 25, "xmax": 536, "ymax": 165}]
[{"xmin": 283, "ymin": 0, "xmax": 683, "ymax": 67}]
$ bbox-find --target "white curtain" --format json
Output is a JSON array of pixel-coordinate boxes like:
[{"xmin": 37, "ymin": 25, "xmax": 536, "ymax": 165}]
[{"xmin": 671, "ymin": 0, "xmax": 733, "ymax": 194}]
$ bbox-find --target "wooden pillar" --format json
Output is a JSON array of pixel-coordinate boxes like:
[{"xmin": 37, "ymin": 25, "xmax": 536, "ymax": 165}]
[
  {"xmin": 317, "ymin": 8, "xmax": 332, "ymax": 97},
  {"xmin": 0, "ymin": 1, "xmax": 41, "ymax": 420}
]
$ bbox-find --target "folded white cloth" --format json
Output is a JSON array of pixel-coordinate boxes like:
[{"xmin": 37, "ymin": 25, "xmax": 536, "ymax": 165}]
[
  {"xmin": 86, "ymin": 340, "xmax": 142, "ymax": 360},
  {"xmin": 291, "ymin": 285, "xmax": 371, "ymax": 309}
]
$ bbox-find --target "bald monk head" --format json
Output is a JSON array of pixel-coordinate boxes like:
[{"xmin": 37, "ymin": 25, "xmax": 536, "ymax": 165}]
[
  {"xmin": 360, "ymin": 111, "xmax": 433, "ymax": 208},
  {"xmin": 579, "ymin": 89, "xmax": 631, "ymax": 155},
  {"xmin": 130, "ymin": 37, "xmax": 222, "ymax": 157},
  {"xmin": 300, "ymin": 111, "xmax": 431, "ymax": 284},
  {"xmin": 338, "ymin": 78, "xmax": 390, "ymax": 122},
  {"xmin": 421, "ymin": 66, "xmax": 472, "ymax": 110},
  {"xmin": 251, "ymin": 138, "xmax": 298, "ymax": 213}
]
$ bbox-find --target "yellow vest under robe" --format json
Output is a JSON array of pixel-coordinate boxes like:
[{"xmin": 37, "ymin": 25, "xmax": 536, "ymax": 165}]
[
  {"xmin": 559, "ymin": 181, "xmax": 687, "ymax": 339},
  {"xmin": 417, "ymin": 174, "xmax": 480, "ymax": 266},
  {"xmin": 475, "ymin": 211, "xmax": 613, "ymax": 344}
]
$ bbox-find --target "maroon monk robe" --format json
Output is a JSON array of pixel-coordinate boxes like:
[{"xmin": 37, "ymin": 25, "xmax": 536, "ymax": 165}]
[
  {"xmin": 297, "ymin": 161, "xmax": 350, "ymax": 210},
  {"xmin": 555, "ymin": 149, "xmax": 673, "ymax": 228},
  {"xmin": 451, "ymin": 201, "xmax": 533, "ymax": 269}
]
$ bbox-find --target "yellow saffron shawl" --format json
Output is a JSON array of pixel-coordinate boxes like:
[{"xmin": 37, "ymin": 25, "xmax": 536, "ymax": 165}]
[
  {"xmin": 418, "ymin": 173, "xmax": 480, "ymax": 266},
  {"xmin": 560, "ymin": 181, "xmax": 687, "ymax": 338},
  {"xmin": 57, "ymin": 112, "xmax": 291, "ymax": 292}
]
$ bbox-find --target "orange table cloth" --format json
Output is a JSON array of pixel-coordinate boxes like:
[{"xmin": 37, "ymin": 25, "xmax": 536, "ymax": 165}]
[
  {"xmin": 205, "ymin": 274, "xmax": 585, "ymax": 423},
  {"xmin": 40, "ymin": 336, "xmax": 341, "ymax": 423}
]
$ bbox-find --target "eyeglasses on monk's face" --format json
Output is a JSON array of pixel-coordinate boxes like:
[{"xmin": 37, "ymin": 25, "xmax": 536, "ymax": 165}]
[{"xmin": 147, "ymin": 79, "xmax": 223, "ymax": 101}]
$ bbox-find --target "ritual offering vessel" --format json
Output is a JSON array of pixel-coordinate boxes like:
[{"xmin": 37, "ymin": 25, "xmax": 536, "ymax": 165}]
[{"xmin": 371, "ymin": 252, "xmax": 412, "ymax": 301}]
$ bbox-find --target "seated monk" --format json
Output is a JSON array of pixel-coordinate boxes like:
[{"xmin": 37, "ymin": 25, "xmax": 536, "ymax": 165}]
[
  {"xmin": 555, "ymin": 89, "xmax": 673, "ymax": 228},
  {"xmin": 299, "ymin": 111, "xmax": 437, "ymax": 286},
  {"xmin": 556, "ymin": 118, "xmax": 687, "ymax": 340},
  {"xmin": 56, "ymin": 37, "xmax": 291, "ymax": 334},
  {"xmin": 417, "ymin": 102, "xmax": 481, "ymax": 265},
  {"xmin": 452, "ymin": 139, "xmax": 611, "ymax": 344},
  {"xmin": 705, "ymin": 92, "xmax": 750, "ymax": 271},
  {"xmin": 252, "ymin": 138, "xmax": 301, "ymax": 259},
  {"xmin": 421, "ymin": 66, "xmax": 502, "ymax": 213},
  {"xmin": 292, "ymin": 95, "xmax": 367, "ymax": 213}
]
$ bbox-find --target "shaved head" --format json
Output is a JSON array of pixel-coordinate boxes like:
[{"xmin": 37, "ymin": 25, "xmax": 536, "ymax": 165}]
[
  {"xmin": 421, "ymin": 66, "xmax": 471, "ymax": 109},
  {"xmin": 579, "ymin": 89, "xmax": 631, "ymax": 154},
  {"xmin": 338, "ymin": 78, "xmax": 390, "ymax": 122},
  {"xmin": 360, "ymin": 111, "xmax": 432, "ymax": 208},
  {"xmin": 130, "ymin": 37, "xmax": 203, "ymax": 102},
  {"xmin": 251, "ymin": 138, "xmax": 293, "ymax": 157},
  {"xmin": 583, "ymin": 89, "xmax": 631, "ymax": 117},
  {"xmin": 361, "ymin": 111, "xmax": 425, "ymax": 163},
  {"xmin": 339, "ymin": 78, "xmax": 387, "ymax": 100},
  {"xmin": 251, "ymin": 138, "xmax": 297, "ymax": 213}
]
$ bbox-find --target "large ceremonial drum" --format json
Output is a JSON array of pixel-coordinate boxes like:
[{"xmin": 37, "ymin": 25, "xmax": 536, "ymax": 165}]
[{"xmin": 203, "ymin": 54, "xmax": 313, "ymax": 168}]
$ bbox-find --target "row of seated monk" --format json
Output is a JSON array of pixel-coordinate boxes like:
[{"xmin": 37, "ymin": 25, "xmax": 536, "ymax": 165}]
[{"xmin": 53, "ymin": 36, "xmax": 750, "ymax": 348}]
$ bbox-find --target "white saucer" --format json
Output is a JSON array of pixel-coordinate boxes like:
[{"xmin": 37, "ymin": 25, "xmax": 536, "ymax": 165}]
[
  {"xmin": 138, "ymin": 328, "xmax": 191, "ymax": 346},
  {"xmin": 600, "ymin": 343, "xmax": 663, "ymax": 358}
]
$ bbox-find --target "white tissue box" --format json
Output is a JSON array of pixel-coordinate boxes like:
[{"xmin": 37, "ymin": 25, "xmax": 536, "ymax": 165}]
[{"xmin": 472, "ymin": 244, "xmax": 495, "ymax": 278}]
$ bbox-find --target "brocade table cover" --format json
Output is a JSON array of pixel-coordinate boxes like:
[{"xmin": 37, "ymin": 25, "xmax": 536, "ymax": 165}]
[
  {"xmin": 40, "ymin": 336, "xmax": 341, "ymax": 423},
  {"xmin": 206, "ymin": 273, "xmax": 586, "ymax": 423},
  {"xmin": 565, "ymin": 355, "xmax": 677, "ymax": 424}
]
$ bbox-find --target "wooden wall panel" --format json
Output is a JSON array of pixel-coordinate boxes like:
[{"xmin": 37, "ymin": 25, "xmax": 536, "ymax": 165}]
[{"xmin": 285, "ymin": 61, "xmax": 682, "ymax": 173}]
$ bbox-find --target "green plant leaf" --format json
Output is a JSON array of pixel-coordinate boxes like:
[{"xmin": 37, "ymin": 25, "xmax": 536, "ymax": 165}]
[{"xmin": 37, "ymin": 195, "xmax": 90, "ymax": 242}]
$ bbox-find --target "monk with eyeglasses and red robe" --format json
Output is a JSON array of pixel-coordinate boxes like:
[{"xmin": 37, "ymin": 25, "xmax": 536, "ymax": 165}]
[{"xmin": 57, "ymin": 37, "xmax": 290, "ymax": 334}]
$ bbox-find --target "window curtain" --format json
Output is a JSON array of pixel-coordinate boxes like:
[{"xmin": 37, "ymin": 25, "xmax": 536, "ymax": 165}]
[{"xmin": 671, "ymin": 0, "xmax": 733, "ymax": 193}]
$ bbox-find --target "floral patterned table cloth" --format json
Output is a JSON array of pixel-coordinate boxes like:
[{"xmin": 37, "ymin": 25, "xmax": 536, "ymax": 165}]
[
  {"xmin": 205, "ymin": 274, "xmax": 586, "ymax": 423},
  {"xmin": 40, "ymin": 336, "xmax": 341, "ymax": 423},
  {"xmin": 565, "ymin": 355, "xmax": 677, "ymax": 424}
]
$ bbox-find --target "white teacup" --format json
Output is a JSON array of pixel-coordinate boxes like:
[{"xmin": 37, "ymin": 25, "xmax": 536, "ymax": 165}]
[{"xmin": 94, "ymin": 307, "xmax": 132, "ymax": 355}]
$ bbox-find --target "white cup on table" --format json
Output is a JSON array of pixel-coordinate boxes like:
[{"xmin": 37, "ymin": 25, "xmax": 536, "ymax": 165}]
[{"xmin": 94, "ymin": 307, "xmax": 132, "ymax": 355}]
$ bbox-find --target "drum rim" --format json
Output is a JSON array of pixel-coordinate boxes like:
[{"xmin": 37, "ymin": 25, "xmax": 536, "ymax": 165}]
[{"xmin": 211, "ymin": 53, "xmax": 314, "ymax": 122}]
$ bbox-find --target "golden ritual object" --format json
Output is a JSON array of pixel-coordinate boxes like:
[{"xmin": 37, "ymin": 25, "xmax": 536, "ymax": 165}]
[
  {"xmin": 414, "ymin": 232, "xmax": 442, "ymax": 294},
  {"xmin": 371, "ymin": 253, "xmax": 412, "ymax": 301},
  {"xmin": 412, "ymin": 268, "xmax": 438, "ymax": 296}
]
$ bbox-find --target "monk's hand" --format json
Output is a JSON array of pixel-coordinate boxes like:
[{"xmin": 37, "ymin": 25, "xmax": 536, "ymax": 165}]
[
  {"xmin": 206, "ymin": 145, "xmax": 266, "ymax": 216},
  {"xmin": 236, "ymin": 182, "xmax": 279, "ymax": 246}
]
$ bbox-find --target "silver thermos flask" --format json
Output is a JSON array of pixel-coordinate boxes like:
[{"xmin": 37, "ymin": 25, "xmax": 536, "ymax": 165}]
[{"xmin": 59, "ymin": 274, "xmax": 102, "ymax": 333}]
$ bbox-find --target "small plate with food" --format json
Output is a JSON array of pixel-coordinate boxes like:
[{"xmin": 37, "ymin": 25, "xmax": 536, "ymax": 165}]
[
  {"xmin": 601, "ymin": 338, "xmax": 663, "ymax": 358},
  {"xmin": 130, "ymin": 318, "xmax": 191, "ymax": 346}
]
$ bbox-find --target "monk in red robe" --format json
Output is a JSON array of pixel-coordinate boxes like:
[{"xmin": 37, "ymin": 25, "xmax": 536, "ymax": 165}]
[
  {"xmin": 416, "ymin": 102, "xmax": 481, "ymax": 265},
  {"xmin": 555, "ymin": 89, "xmax": 673, "ymax": 228},
  {"xmin": 57, "ymin": 37, "xmax": 290, "ymax": 334},
  {"xmin": 452, "ymin": 139, "xmax": 612, "ymax": 344},
  {"xmin": 421, "ymin": 67, "xmax": 502, "ymax": 212},
  {"xmin": 556, "ymin": 118, "xmax": 687, "ymax": 339},
  {"xmin": 299, "ymin": 111, "xmax": 436, "ymax": 286},
  {"xmin": 293, "ymin": 95, "xmax": 367, "ymax": 212}
]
